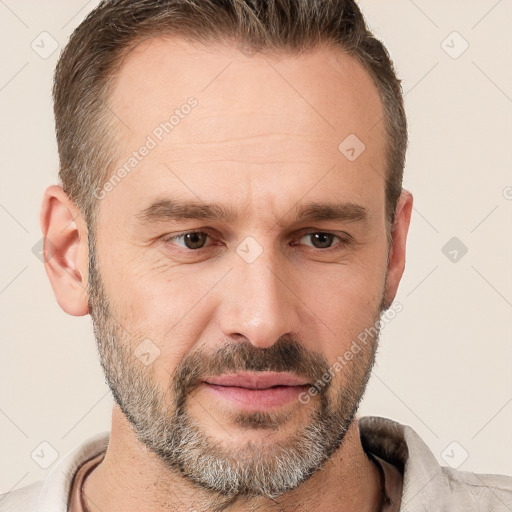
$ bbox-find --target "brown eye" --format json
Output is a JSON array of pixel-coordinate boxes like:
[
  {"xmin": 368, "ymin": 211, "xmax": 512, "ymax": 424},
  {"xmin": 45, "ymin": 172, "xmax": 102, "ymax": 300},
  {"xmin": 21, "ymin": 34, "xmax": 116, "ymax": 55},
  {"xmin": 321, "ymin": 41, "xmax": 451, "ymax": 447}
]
[
  {"xmin": 309, "ymin": 233, "xmax": 336, "ymax": 249},
  {"xmin": 299, "ymin": 232, "xmax": 340, "ymax": 249},
  {"xmin": 182, "ymin": 232, "xmax": 208, "ymax": 249},
  {"xmin": 165, "ymin": 231, "xmax": 211, "ymax": 250}
]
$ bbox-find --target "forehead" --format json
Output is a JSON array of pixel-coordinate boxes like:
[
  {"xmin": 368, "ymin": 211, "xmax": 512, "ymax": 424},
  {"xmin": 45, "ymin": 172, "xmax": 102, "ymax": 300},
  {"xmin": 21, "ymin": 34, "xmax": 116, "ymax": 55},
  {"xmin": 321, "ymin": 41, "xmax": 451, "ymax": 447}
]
[
  {"xmin": 100, "ymin": 37, "xmax": 386, "ymax": 225},
  {"xmin": 109, "ymin": 36, "xmax": 384, "ymax": 141}
]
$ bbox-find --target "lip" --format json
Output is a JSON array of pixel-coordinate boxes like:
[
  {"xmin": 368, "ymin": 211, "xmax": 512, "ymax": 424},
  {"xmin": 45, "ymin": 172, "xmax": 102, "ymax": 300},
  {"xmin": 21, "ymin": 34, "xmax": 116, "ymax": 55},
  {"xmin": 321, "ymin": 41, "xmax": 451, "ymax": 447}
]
[
  {"xmin": 203, "ymin": 371, "xmax": 310, "ymax": 389},
  {"xmin": 201, "ymin": 372, "xmax": 311, "ymax": 411}
]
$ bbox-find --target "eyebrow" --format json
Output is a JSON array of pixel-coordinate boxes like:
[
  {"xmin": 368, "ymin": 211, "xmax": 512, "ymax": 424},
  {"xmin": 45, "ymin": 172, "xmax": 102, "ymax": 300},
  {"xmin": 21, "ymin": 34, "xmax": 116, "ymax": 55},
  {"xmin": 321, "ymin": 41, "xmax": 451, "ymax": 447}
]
[{"xmin": 135, "ymin": 198, "xmax": 369, "ymax": 226}]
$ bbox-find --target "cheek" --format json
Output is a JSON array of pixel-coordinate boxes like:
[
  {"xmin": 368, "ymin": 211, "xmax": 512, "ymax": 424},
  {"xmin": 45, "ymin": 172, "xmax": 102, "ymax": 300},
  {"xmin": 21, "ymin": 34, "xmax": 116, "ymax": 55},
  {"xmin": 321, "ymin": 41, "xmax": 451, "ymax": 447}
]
[
  {"xmin": 300, "ymin": 252, "xmax": 387, "ymax": 318},
  {"xmin": 100, "ymin": 256, "xmax": 225, "ymax": 374},
  {"xmin": 100, "ymin": 241, "xmax": 200, "ymax": 324},
  {"xmin": 298, "ymin": 259, "xmax": 387, "ymax": 365}
]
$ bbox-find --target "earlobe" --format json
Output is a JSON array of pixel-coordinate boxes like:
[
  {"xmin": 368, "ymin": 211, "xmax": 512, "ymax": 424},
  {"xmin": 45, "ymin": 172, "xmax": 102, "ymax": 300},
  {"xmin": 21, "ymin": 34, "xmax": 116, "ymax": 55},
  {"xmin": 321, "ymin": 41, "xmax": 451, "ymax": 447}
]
[
  {"xmin": 40, "ymin": 185, "xmax": 90, "ymax": 316},
  {"xmin": 383, "ymin": 189, "xmax": 413, "ymax": 308}
]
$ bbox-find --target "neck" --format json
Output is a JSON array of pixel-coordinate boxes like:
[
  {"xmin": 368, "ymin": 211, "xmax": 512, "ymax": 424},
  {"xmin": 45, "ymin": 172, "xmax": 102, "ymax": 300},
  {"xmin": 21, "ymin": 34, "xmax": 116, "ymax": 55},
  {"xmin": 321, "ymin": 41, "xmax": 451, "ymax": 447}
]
[{"xmin": 81, "ymin": 406, "xmax": 381, "ymax": 512}]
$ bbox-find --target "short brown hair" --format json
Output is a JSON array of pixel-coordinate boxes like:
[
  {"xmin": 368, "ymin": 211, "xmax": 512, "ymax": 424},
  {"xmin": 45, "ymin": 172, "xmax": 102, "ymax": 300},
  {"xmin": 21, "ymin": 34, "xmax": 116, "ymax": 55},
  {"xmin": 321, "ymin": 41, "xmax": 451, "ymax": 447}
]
[{"xmin": 53, "ymin": 0, "xmax": 407, "ymax": 230}]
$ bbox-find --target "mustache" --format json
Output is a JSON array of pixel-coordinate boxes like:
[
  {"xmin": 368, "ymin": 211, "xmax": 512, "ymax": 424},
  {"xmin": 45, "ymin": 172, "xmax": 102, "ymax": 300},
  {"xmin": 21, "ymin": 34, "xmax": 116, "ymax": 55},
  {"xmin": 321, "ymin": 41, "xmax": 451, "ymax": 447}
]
[{"xmin": 172, "ymin": 335, "xmax": 331, "ymax": 406}]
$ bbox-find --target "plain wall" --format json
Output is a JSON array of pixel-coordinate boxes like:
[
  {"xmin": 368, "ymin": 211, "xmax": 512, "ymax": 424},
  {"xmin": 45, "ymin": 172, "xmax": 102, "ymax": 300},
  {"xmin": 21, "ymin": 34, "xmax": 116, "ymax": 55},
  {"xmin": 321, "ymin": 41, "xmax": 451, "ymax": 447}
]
[{"xmin": 1, "ymin": 0, "xmax": 511, "ymax": 492}]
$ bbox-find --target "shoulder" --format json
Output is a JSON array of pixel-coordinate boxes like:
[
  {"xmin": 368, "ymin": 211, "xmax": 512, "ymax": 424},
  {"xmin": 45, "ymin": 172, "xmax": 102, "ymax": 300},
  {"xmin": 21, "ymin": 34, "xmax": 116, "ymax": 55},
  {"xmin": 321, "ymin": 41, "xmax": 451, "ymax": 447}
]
[
  {"xmin": 0, "ymin": 480, "xmax": 43, "ymax": 512},
  {"xmin": 358, "ymin": 415, "xmax": 512, "ymax": 511},
  {"xmin": 0, "ymin": 431, "xmax": 109, "ymax": 512},
  {"xmin": 438, "ymin": 465, "xmax": 512, "ymax": 510}
]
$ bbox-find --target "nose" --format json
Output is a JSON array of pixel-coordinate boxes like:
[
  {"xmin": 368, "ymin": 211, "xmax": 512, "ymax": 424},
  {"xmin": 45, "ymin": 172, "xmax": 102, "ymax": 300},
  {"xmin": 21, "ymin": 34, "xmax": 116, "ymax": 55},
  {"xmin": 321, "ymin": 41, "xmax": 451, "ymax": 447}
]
[{"xmin": 217, "ymin": 249, "xmax": 301, "ymax": 349}]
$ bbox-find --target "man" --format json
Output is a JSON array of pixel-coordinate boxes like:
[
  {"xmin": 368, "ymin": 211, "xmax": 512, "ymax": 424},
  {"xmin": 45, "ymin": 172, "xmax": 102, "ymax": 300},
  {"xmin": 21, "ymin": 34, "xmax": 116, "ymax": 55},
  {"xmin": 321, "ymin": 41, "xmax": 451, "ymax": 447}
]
[{"xmin": 1, "ymin": 0, "xmax": 511, "ymax": 511}]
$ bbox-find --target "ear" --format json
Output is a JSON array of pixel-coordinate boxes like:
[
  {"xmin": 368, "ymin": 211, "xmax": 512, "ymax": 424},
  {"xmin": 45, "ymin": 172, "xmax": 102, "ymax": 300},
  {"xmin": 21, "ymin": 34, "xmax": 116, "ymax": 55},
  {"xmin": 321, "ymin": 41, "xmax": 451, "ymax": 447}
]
[
  {"xmin": 383, "ymin": 189, "xmax": 413, "ymax": 308},
  {"xmin": 40, "ymin": 185, "xmax": 90, "ymax": 316}
]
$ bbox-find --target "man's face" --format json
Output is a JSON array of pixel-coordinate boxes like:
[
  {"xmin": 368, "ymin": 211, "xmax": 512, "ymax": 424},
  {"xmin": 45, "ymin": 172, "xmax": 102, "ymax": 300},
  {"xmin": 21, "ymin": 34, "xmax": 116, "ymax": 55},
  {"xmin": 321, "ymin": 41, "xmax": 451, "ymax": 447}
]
[{"xmin": 88, "ymin": 38, "xmax": 390, "ymax": 498}]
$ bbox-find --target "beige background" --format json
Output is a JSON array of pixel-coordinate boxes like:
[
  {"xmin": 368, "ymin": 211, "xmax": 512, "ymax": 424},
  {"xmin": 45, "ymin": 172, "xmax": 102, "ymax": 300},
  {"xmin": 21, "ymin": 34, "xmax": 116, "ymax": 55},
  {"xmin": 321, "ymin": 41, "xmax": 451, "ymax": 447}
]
[{"xmin": 1, "ymin": 0, "xmax": 511, "ymax": 492}]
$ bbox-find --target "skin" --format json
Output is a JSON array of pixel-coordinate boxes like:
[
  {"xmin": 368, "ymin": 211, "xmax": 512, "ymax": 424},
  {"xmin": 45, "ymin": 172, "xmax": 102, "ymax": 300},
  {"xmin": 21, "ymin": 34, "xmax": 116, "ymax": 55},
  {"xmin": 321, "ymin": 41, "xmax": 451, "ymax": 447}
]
[{"xmin": 41, "ymin": 37, "xmax": 413, "ymax": 512}]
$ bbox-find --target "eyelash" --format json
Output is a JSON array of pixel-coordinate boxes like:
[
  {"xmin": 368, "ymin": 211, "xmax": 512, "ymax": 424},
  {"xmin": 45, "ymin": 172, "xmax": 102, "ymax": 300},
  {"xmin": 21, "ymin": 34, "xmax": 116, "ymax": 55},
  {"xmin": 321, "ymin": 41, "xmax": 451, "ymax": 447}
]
[{"xmin": 161, "ymin": 229, "xmax": 352, "ymax": 253}]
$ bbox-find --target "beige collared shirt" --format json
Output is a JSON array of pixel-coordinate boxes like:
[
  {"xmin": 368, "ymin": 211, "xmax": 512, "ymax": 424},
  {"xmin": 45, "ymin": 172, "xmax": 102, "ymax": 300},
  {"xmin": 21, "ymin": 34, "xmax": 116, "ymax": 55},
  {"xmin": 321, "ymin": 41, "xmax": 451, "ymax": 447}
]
[{"xmin": 1, "ymin": 416, "xmax": 511, "ymax": 511}]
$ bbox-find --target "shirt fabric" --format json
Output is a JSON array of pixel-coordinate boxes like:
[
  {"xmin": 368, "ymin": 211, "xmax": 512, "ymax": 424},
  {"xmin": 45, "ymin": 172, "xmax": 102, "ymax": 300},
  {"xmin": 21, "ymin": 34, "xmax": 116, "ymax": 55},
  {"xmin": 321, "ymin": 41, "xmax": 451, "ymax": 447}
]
[{"xmin": 1, "ymin": 415, "xmax": 511, "ymax": 511}]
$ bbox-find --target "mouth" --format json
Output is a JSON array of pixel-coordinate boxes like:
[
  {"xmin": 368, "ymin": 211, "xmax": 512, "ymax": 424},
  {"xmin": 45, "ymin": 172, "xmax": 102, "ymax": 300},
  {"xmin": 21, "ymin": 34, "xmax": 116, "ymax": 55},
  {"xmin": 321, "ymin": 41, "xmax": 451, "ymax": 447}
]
[{"xmin": 201, "ymin": 371, "xmax": 311, "ymax": 410}]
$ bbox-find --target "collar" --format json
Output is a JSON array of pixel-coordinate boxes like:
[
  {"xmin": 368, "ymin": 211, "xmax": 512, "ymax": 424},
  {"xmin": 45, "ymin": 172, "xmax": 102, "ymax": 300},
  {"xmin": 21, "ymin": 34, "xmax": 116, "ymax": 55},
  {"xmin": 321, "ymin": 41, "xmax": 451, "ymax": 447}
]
[{"xmin": 35, "ymin": 415, "xmax": 451, "ymax": 511}]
